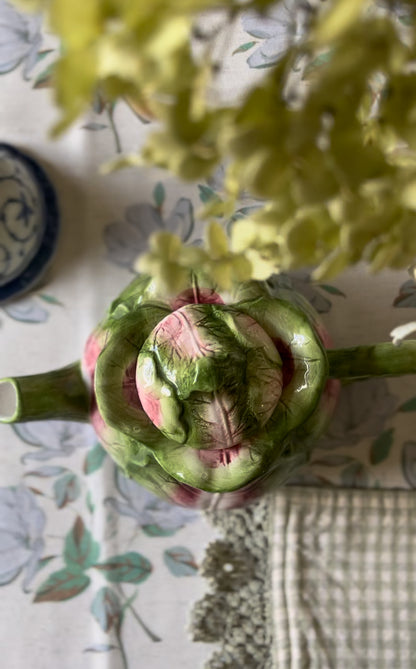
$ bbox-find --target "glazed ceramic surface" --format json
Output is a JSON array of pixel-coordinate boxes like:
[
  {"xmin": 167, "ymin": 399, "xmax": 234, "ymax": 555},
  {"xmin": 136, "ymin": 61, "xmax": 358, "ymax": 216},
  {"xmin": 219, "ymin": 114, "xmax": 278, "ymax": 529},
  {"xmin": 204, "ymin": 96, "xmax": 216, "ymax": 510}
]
[
  {"xmin": 0, "ymin": 144, "xmax": 59, "ymax": 301},
  {"xmin": 3, "ymin": 268, "xmax": 416, "ymax": 511},
  {"xmin": 0, "ymin": 272, "xmax": 340, "ymax": 509},
  {"xmin": 84, "ymin": 276, "xmax": 337, "ymax": 508}
]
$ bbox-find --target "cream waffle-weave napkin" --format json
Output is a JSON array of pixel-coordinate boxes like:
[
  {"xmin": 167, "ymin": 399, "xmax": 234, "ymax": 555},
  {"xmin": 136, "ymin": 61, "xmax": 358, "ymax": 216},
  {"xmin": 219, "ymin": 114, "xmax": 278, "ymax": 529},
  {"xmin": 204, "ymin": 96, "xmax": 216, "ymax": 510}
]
[{"xmin": 271, "ymin": 487, "xmax": 416, "ymax": 669}]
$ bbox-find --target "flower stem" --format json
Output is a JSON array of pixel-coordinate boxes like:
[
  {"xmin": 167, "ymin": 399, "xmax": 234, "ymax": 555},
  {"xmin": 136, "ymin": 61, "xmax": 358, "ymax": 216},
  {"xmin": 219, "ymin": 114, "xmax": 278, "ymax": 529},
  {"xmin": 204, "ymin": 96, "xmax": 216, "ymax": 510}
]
[
  {"xmin": 116, "ymin": 585, "xmax": 162, "ymax": 642},
  {"xmin": 115, "ymin": 627, "xmax": 129, "ymax": 669},
  {"xmin": 327, "ymin": 340, "xmax": 416, "ymax": 381},
  {"xmin": 107, "ymin": 103, "xmax": 122, "ymax": 154}
]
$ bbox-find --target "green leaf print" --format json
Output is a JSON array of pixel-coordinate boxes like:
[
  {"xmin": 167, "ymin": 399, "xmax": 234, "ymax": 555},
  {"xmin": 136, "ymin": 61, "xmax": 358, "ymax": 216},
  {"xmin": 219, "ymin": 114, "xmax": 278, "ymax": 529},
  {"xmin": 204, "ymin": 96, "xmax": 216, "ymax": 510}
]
[
  {"xmin": 93, "ymin": 552, "xmax": 152, "ymax": 584},
  {"xmin": 64, "ymin": 516, "xmax": 100, "ymax": 570},
  {"xmin": 370, "ymin": 428, "xmax": 395, "ymax": 465},
  {"xmin": 53, "ymin": 473, "xmax": 81, "ymax": 508},
  {"xmin": 83, "ymin": 443, "xmax": 107, "ymax": 474},
  {"xmin": 34, "ymin": 568, "xmax": 91, "ymax": 602},
  {"xmin": 163, "ymin": 547, "xmax": 198, "ymax": 577},
  {"xmin": 91, "ymin": 587, "xmax": 122, "ymax": 632}
]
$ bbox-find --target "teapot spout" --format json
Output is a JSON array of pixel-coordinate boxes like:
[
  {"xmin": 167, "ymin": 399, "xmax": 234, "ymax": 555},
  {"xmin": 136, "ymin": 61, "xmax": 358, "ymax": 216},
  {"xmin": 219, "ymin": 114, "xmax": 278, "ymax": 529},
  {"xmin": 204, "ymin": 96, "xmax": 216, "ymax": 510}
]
[{"xmin": 0, "ymin": 362, "xmax": 90, "ymax": 424}]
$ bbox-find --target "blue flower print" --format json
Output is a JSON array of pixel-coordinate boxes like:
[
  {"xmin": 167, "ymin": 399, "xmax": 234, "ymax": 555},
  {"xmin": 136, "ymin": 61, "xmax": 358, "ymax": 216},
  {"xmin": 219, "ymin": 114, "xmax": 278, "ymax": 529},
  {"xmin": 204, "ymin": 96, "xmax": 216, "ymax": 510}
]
[
  {"xmin": 266, "ymin": 271, "xmax": 335, "ymax": 314},
  {"xmin": 0, "ymin": 0, "xmax": 43, "ymax": 78},
  {"xmin": 316, "ymin": 378, "xmax": 397, "ymax": 451},
  {"xmin": 241, "ymin": 0, "xmax": 310, "ymax": 69},
  {"xmin": 104, "ymin": 192, "xmax": 194, "ymax": 272},
  {"xmin": 0, "ymin": 484, "xmax": 45, "ymax": 590},
  {"xmin": 105, "ymin": 468, "xmax": 199, "ymax": 535},
  {"xmin": 13, "ymin": 420, "xmax": 97, "ymax": 462},
  {"xmin": 2, "ymin": 295, "xmax": 49, "ymax": 323}
]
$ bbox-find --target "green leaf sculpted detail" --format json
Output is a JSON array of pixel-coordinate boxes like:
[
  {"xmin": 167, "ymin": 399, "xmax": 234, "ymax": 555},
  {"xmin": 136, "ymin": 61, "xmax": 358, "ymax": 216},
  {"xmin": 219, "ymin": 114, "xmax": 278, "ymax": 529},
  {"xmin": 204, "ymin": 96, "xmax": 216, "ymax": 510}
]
[
  {"xmin": 237, "ymin": 296, "xmax": 328, "ymax": 435},
  {"xmin": 135, "ymin": 352, "xmax": 186, "ymax": 443},
  {"xmin": 93, "ymin": 552, "xmax": 152, "ymax": 584},
  {"xmin": 92, "ymin": 419, "xmax": 189, "ymax": 505},
  {"xmin": 86, "ymin": 273, "xmax": 332, "ymax": 499},
  {"xmin": 137, "ymin": 303, "xmax": 282, "ymax": 448},
  {"xmin": 107, "ymin": 274, "xmax": 166, "ymax": 316},
  {"xmin": 34, "ymin": 568, "xmax": 91, "ymax": 603},
  {"xmin": 147, "ymin": 294, "xmax": 328, "ymax": 493},
  {"xmin": 152, "ymin": 440, "xmax": 263, "ymax": 493},
  {"xmin": 64, "ymin": 516, "xmax": 100, "ymax": 570},
  {"xmin": 95, "ymin": 306, "xmax": 171, "ymax": 444}
]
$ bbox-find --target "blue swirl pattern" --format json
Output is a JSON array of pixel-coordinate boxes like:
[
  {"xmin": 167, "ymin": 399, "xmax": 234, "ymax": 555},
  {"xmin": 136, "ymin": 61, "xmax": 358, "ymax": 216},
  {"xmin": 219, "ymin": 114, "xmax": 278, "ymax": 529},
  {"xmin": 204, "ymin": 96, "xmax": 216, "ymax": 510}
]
[{"xmin": 0, "ymin": 144, "xmax": 59, "ymax": 301}]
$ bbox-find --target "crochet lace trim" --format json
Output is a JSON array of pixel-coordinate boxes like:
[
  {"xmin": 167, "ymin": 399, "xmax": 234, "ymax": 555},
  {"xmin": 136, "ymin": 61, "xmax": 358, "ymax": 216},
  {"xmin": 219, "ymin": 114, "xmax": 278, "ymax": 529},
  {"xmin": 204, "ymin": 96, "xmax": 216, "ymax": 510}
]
[{"xmin": 189, "ymin": 496, "xmax": 274, "ymax": 669}]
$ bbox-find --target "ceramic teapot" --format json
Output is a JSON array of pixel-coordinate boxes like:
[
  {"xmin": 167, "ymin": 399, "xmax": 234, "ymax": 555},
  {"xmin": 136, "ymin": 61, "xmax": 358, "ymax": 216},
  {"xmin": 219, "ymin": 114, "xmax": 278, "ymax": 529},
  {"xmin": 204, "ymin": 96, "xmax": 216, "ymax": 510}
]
[{"xmin": 0, "ymin": 273, "xmax": 414, "ymax": 509}]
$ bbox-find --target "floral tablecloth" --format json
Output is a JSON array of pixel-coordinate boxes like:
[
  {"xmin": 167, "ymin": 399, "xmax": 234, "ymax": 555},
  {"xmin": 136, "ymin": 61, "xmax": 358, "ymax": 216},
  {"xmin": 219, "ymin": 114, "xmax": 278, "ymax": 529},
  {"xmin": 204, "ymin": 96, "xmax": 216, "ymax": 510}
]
[
  {"xmin": 1, "ymin": 2, "xmax": 416, "ymax": 668},
  {"xmin": 0, "ymin": 4, "xmax": 222, "ymax": 668}
]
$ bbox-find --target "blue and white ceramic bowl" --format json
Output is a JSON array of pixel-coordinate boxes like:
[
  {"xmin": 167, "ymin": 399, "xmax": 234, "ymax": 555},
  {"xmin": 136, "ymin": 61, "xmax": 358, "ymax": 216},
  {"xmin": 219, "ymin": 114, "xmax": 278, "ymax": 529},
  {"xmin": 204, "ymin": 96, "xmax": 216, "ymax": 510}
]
[{"xmin": 0, "ymin": 143, "xmax": 59, "ymax": 302}]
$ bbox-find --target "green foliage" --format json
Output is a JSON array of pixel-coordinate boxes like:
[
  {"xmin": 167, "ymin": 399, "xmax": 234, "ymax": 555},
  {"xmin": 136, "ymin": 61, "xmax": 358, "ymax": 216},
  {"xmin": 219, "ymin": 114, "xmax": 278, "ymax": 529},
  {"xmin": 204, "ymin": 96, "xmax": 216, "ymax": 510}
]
[{"xmin": 17, "ymin": 0, "xmax": 416, "ymax": 287}]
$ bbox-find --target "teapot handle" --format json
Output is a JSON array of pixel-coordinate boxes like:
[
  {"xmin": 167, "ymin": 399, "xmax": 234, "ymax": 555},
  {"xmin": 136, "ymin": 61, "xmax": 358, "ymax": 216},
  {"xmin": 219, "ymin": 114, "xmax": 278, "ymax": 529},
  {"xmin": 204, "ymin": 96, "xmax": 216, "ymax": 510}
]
[{"xmin": 328, "ymin": 341, "xmax": 416, "ymax": 381}]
